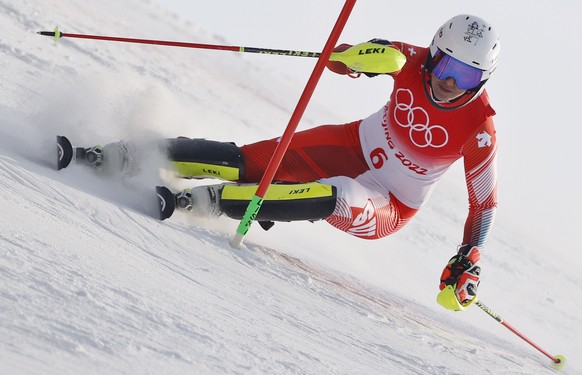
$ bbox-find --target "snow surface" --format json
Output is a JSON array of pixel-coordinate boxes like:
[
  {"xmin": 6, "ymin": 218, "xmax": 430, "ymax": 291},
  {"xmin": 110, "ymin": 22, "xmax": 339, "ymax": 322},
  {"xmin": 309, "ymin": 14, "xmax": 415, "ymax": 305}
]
[{"xmin": 0, "ymin": 0, "xmax": 580, "ymax": 374}]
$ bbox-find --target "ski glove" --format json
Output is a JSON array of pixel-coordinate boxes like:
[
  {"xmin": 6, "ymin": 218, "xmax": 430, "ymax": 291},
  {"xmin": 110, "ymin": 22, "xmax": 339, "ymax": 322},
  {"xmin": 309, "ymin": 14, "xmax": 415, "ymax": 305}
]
[
  {"xmin": 360, "ymin": 39, "xmax": 394, "ymax": 77},
  {"xmin": 439, "ymin": 245, "xmax": 481, "ymax": 304}
]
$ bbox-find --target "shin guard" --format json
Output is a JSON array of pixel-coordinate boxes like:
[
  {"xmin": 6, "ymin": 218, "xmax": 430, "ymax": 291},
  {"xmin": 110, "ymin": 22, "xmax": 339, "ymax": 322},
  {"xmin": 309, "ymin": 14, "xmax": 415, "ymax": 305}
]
[
  {"xmin": 165, "ymin": 138, "xmax": 244, "ymax": 181},
  {"xmin": 219, "ymin": 182, "xmax": 337, "ymax": 222}
]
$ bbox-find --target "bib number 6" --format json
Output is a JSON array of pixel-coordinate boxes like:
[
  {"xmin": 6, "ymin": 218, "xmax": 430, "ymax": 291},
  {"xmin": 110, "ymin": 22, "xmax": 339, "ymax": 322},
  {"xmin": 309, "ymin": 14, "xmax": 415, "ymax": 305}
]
[{"xmin": 370, "ymin": 147, "xmax": 388, "ymax": 169}]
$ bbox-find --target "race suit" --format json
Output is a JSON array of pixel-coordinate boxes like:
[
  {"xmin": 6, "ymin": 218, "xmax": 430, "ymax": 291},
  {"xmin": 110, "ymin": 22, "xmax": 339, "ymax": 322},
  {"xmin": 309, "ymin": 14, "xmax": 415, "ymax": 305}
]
[{"xmin": 240, "ymin": 42, "xmax": 497, "ymax": 246}]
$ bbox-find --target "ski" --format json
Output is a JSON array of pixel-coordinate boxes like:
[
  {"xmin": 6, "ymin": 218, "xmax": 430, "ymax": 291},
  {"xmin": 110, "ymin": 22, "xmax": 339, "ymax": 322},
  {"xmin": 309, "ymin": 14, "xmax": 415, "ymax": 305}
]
[
  {"xmin": 57, "ymin": 135, "xmax": 74, "ymax": 170},
  {"xmin": 156, "ymin": 186, "xmax": 176, "ymax": 220}
]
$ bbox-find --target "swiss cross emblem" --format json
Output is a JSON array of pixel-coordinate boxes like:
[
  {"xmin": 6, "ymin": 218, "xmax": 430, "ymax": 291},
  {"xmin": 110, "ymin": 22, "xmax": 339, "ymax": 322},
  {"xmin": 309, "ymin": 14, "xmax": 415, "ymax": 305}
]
[{"xmin": 476, "ymin": 131, "xmax": 492, "ymax": 148}]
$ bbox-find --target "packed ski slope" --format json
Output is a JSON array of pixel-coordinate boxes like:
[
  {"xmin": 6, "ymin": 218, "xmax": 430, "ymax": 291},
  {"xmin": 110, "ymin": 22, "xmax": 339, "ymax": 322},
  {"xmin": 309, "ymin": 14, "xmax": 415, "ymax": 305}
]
[{"xmin": 0, "ymin": 0, "xmax": 580, "ymax": 374}]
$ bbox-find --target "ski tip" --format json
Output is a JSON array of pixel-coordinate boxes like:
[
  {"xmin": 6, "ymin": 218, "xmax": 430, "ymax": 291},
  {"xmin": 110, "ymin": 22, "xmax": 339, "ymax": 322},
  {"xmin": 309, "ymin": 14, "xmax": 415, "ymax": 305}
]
[
  {"xmin": 156, "ymin": 186, "xmax": 176, "ymax": 221},
  {"xmin": 57, "ymin": 135, "xmax": 74, "ymax": 170}
]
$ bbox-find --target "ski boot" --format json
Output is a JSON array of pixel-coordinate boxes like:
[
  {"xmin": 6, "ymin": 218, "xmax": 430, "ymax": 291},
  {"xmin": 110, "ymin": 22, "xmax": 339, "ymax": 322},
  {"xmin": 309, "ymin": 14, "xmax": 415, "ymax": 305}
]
[
  {"xmin": 156, "ymin": 185, "xmax": 222, "ymax": 220},
  {"xmin": 57, "ymin": 135, "xmax": 106, "ymax": 169},
  {"xmin": 174, "ymin": 185, "xmax": 222, "ymax": 217},
  {"xmin": 57, "ymin": 135, "xmax": 142, "ymax": 175},
  {"xmin": 75, "ymin": 145, "xmax": 103, "ymax": 168}
]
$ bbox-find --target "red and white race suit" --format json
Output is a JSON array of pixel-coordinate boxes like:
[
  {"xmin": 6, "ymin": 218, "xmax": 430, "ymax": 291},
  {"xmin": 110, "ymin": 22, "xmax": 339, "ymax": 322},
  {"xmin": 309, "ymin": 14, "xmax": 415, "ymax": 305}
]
[{"xmin": 241, "ymin": 42, "xmax": 497, "ymax": 246}]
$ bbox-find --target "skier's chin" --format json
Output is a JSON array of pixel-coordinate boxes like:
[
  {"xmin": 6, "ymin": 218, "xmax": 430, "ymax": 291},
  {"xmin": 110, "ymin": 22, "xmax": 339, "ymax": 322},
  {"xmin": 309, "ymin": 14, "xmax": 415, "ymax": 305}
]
[
  {"xmin": 430, "ymin": 75, "xmax": 466, "ymax": 102},
  {"xmin": 432, "ymin": 84, "xmax": 465, "ymax": 102}
]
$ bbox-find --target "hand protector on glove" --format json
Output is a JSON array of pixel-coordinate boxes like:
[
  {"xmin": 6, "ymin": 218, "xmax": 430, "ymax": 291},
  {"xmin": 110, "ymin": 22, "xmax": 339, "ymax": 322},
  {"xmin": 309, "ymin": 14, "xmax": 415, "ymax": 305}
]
[
  {"xmin": 439, "ymin": 245, "xmax": 481, "ymax": 305},
  {"xmin": 325, "ymin": 38, "xmax": 406, "ymax": 77},
  {"xmin": 326, "ymin": 43, "xmax": 355, "ymax": 75}
]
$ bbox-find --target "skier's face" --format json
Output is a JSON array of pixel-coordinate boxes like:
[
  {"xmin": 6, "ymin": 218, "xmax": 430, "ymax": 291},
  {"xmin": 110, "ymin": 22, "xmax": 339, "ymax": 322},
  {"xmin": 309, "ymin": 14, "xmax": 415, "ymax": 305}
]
[{"xmin": 430, "ymin": 73, "xmax": 468, "ymax": 102}]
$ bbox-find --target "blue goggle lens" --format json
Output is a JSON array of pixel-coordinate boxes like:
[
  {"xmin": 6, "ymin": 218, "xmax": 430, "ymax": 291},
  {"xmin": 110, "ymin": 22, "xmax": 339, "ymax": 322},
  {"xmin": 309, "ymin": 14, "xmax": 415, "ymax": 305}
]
[{"xmin": 432, "ymin": 51, "xmax": 483, "ymax": 90}]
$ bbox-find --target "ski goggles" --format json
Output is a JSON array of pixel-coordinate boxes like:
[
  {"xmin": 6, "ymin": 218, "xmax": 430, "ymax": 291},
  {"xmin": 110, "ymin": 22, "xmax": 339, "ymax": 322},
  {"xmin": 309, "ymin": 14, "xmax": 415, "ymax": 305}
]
[{"xmin": 431, "ymin": 50, "xmax": 484, "ymax": 90}]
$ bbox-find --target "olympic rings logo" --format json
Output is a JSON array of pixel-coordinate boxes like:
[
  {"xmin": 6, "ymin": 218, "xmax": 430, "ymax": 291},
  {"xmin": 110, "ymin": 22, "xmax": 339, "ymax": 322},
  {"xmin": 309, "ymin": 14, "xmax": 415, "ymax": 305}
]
[{"xmin": 393, "ymin": 89, "xmax": 448, "ymax": 148}]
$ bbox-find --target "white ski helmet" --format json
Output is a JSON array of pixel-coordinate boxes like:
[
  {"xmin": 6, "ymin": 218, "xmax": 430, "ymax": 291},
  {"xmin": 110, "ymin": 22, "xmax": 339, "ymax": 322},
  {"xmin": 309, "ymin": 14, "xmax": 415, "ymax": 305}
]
[{"xmin": 429, "ymin": 14, "xmax": 500, "ymax": 85}]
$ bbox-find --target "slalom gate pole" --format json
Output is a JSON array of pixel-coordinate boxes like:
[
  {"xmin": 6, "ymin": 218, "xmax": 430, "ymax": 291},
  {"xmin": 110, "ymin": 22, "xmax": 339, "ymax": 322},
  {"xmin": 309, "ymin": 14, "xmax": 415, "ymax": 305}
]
[
  {"xmin": 38, "ymin": 27, "xmax": 321, "ymax": 58},
  {"xmin": 229, "ymin": 0, "xmax": 357, "ymax": 248},
  {"xmin": 475, "ymin": 300, "xmax": 566, "ymax": 370}
]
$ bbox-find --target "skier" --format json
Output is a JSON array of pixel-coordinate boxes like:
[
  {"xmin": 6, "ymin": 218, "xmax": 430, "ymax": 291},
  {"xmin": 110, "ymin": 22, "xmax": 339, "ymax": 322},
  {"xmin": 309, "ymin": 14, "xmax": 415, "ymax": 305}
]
[{"xmin": 73, "ymin": 14, "xmax": 500, "ymax": 308}]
